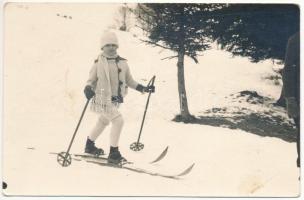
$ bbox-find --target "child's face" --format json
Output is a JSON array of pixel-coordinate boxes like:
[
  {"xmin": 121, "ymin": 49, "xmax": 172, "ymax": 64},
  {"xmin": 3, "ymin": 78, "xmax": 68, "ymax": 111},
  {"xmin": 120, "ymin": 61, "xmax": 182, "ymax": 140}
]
[{"xmin": 103, "ymin": 44, "xmax": 118, "ymax": 56}]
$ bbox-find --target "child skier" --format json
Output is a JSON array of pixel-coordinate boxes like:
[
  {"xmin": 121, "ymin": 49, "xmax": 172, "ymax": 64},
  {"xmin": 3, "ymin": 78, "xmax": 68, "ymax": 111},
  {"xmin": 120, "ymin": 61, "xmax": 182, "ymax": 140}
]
[{"xmin": 83, "ymin": 31, "xmax": 155, "ymax": 164}]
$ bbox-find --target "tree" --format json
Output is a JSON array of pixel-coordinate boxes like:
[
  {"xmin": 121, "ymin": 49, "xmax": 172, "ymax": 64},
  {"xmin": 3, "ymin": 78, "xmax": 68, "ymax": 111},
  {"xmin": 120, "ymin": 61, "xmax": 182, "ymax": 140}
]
[
  {"xmin": 209, "ymin": 4, "xmax": 299, "ymax": 106},
  {"xmin": 134, "ymin": 4, "xmax": 223, "ymax": 122},
  {"xmin": 115, "ymin": 3, "xmax": 132, "ymax": 31}
]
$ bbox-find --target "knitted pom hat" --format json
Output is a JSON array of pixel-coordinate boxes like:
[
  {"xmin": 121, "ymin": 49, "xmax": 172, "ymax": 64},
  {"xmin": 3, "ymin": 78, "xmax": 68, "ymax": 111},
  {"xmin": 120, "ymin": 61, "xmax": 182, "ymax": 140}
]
[{"xmin": 100, "ymin": 31, "xmax": 119, "ymax": 49}]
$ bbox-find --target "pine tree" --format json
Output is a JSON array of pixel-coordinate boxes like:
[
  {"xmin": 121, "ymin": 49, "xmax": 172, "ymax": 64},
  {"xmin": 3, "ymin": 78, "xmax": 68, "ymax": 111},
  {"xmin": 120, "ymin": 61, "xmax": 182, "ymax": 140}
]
[
  {"xmin": 135, "ymin": 4, "xmax": 222, "ymax": 122},
  {"xmin": 211, "ymin": 4, "xmax": 299, "ymax": 62},
  {"xmin": 209, "ymin": 4, "xmax": 299, "ymax": 106}
]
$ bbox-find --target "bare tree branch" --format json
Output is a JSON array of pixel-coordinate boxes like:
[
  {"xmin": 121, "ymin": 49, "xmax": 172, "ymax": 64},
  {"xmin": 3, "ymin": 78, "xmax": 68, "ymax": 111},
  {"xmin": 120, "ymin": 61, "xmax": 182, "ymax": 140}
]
[
  {"xmin": 134, "ymin": 24, "xmax": 150, "ymax": 33},
  {"xmin": 136, "ymin": 13, "xmax": 157, "ymax": 28},
  {"xmin": 161, "ymin": 55, "xmax": 178, "ymax": 60},
  {"xmin": 137, "ymin": 4, "xmax": 157, "ymax": 18},
  {"xmin": 133, "ymin": 11, "xmax": 157, "ymax": 32},
  {"xmin": 189, "ymin": 55, "xmax": 199, "ymax": 64},
  {"xmin": 139, "ymin": 39, "xmax": 173, "ymax": 51}
]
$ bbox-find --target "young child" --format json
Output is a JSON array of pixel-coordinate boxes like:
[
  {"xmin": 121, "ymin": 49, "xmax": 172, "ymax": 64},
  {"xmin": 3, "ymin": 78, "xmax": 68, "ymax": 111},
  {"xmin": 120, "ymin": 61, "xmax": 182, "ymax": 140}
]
[{"xmin": 83, "ymin": 31, "xmax": 155, "ymax": 164}]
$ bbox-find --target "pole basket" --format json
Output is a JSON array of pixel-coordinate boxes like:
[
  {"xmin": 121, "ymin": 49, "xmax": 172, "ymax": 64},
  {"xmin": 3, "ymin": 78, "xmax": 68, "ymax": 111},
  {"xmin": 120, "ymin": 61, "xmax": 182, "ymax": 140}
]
[
  {"xmin": 57, "ymin": 152, "xmax": 72, "ymax": 167},
  {"xmin": 130, "ymin": 142, "xmax": 145, "ymax": 151}
]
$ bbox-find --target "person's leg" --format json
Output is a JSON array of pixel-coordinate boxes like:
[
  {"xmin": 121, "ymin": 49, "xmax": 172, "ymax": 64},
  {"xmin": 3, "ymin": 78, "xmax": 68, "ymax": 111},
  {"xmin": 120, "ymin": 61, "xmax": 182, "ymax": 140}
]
[
  {"xmin": 109, "ymin": 115, "xmax": 124, "ymax": 147},
  {"xmin": 107, "ymin": 104, "xmax": 126, "ymax": 163},
  {"xmin": 85, "ymin": 114, "xmax": 110, "ymax": 154},
  {"xmin": 294, "ymin": 117, "xmax": 300, "ymax": 168},
  {"xmin": 108, "ymin": 115, "xmax": 125, "ymax": 163},
  {"xmin": 88, "ymin": 114, "xmax": 110, "ymax": 141}
]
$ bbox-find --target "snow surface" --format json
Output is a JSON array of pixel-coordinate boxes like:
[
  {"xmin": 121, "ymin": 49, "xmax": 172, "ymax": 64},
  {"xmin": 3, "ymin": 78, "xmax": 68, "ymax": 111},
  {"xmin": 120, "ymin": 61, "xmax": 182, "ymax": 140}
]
[{"xmin": 2, "ymin": 3, "xmax": 300, "ymax": 197}]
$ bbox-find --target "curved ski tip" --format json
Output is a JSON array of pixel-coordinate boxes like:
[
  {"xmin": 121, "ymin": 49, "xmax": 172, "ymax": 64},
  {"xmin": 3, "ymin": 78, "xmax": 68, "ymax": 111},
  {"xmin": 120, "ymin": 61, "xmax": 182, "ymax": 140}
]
[
  {"xmin": 176, "ymin": 163, "xmax": 195, "ymax": 177},
  {"xmin": 149, "ymin": 146, "xmax": 169, "ymax": 164}
]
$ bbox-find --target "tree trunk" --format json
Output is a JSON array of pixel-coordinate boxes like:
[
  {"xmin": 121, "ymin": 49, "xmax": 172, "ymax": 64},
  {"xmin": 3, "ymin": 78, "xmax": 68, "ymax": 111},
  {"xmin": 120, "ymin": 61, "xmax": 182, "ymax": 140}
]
[
  {"xmin": 275, "ymin": 86, "xmax": 286, "ymax": 107},
  {"xmin": 177, "ymin": 49, "xmax": 192, "ymax": 121},
  {"xmin": 119, "ymin": 6, "xmax": 127, "ymax": 31}
]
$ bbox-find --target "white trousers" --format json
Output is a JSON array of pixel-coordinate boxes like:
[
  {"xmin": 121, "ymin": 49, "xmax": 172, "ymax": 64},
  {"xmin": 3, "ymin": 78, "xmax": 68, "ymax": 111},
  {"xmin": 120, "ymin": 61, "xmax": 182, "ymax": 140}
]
[{"xmin": 88, "ymin": 104, "xmax": 124, "ymax": 147}]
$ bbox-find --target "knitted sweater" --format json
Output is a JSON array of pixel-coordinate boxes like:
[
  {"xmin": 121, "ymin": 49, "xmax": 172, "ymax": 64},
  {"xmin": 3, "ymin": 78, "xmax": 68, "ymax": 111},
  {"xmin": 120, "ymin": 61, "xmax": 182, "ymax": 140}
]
[
  {"xmin": 86, "ymin": 53, "xmax": 139, "ymax": 113},
  {"xmin": 107, "ymin": 58, "xmax": 119, "ymax": 96}
]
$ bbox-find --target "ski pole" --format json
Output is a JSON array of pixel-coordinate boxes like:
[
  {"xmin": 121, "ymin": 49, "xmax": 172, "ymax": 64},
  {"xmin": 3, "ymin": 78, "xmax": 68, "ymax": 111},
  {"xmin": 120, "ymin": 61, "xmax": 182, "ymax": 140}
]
[
  {"xmin": 57, "ymin": 99, "xmax": 90, "ymax": 167},
  {"xmin": 130, "ymin": 75, "xmax": 156, "ymax": 151}
]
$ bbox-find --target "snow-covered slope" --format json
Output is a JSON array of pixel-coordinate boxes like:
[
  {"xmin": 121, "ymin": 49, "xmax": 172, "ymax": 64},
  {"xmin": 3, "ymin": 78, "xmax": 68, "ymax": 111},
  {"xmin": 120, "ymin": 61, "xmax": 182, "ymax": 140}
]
[{"xmin": 2, "ymin": 3, "xmax": 300, "ymax": 197}]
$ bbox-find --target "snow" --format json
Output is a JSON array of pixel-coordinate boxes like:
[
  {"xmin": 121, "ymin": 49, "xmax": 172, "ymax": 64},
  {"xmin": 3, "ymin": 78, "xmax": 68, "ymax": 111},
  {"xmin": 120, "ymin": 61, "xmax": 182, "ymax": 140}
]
[{"xmin": 2, "ymin": 3, "xmax": 300, "ymax": 197}]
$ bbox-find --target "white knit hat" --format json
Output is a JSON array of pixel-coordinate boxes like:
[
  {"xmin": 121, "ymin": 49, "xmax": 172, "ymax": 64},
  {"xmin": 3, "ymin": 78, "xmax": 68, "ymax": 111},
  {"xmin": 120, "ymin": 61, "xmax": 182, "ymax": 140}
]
[{"xmin": 100, "ymin": 31, "xmax": 119, "ymax": 49}]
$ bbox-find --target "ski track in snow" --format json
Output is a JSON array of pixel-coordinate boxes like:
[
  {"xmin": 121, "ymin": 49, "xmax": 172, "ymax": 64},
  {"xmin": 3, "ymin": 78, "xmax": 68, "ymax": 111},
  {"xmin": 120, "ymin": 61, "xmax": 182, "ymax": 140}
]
[{"xmin": 3, "ymin": 3, "xmax": 300, "ymax": 197}]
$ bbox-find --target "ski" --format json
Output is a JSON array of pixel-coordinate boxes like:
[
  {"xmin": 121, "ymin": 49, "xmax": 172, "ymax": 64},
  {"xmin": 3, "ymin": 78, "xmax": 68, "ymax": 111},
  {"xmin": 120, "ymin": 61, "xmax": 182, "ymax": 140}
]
[
  {"xmin": 73, "ymin": 153, "xmax": 132, "ymax": 165},
  {"xmin": 150, "ymin": 146, "xmax": 169, "ymax": 164},
  {"xmin": 50, "ymin": 145, "xmax": 195, "ymax": 179},
  {"xmin": 50, "ymin": 146, "xmax": 168, "ymax": 165},
  {"xmin": 73, "ymin": 145, "xmax": 169, "ymax": 164},
  {"xmin": 75, "ymin": 154, "xmax": 194, "ymax": 179}
]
